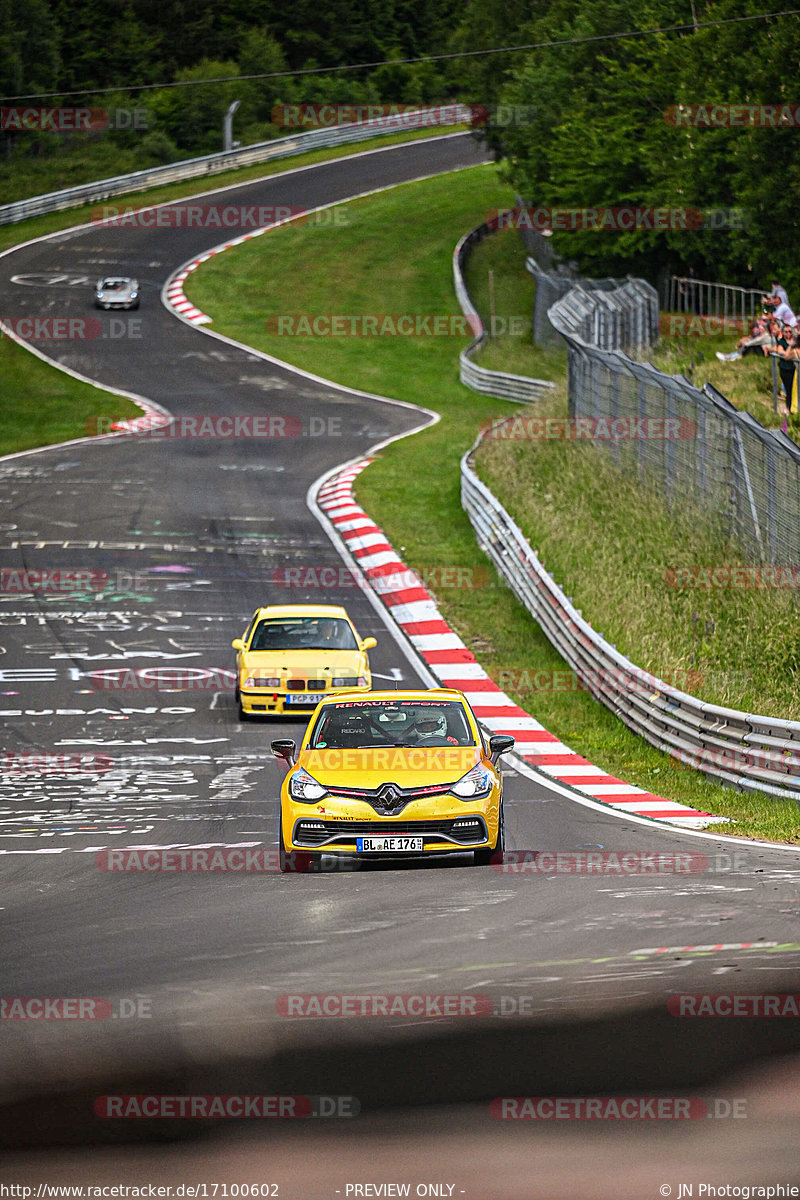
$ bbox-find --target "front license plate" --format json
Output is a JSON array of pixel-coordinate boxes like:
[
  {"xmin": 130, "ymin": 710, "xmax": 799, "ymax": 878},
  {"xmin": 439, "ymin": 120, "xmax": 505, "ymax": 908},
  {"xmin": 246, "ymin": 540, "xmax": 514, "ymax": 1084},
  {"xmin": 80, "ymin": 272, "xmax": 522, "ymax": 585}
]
[
  {"xmin": 286, "ymin": 693, "xmax": 324, "ymax": 705},
  {"xmin": 357, "ymin": 836, "xmax": 424, "ymax": 853}
]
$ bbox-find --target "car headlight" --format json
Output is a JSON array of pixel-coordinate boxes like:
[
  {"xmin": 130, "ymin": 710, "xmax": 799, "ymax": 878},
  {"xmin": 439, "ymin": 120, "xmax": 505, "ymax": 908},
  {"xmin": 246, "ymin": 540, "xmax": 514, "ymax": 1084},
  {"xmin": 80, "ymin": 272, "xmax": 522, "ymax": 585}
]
[
  {"xmin": 451, "ymin": 764, "xmax": 493, "ymax": 799},
  {"xmin": 332, "ymin": 676, "xmax": 368, "ymax": 687},
  {"xmin": 289, "ymin": 768, "xmax": 327, "ymax": 803}
]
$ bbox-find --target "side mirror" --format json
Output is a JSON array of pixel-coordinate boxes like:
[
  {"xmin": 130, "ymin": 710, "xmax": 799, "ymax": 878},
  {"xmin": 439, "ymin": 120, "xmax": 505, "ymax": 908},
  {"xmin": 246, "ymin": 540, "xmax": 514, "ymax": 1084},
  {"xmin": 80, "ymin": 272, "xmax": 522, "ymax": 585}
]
[
  {"xmin": 488, "ymin": 733, "xmax": 515, "ymax": 764},
  {"xmin": 271, "ymin": 738, "xmax": 296, "ymax": 766},
  {"xmin": 231, "ymin": 638, "xmax": 244, "ymax": 651},
  {"xmin": 361, "ymin": 637, "xmax": 377, "ymax": 651}
]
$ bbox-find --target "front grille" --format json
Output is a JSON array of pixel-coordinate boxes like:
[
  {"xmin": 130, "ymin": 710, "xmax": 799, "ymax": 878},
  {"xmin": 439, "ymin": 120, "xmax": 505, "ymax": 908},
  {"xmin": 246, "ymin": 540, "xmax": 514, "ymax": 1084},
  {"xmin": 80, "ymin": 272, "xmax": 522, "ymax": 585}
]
[
  {"xmin": 306, "ymin": 679, "xmax": 325, "ymax": 690},
  {"xmin": 286, "ymin": 679, "xmax": 327, "ymax": 691},
  {"xmin": 330, "ymin": 784, "xmax": 451, "ymax": 799},
  {"xmin": 293, "ymin": 817, "xmax": 488, "ymax": 848}
]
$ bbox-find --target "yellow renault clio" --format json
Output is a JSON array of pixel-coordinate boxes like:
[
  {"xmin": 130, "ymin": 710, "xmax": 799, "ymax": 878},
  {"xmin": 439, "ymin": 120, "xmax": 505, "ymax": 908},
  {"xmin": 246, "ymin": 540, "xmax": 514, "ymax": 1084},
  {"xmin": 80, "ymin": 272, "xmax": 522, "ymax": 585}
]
[
  {"xmin": 272, "ymin": 689, "xmax": 514, "ymax": 870},
  {"xmin": 233, "ymin": 604, "xmax": 376, "ymax": 719}
]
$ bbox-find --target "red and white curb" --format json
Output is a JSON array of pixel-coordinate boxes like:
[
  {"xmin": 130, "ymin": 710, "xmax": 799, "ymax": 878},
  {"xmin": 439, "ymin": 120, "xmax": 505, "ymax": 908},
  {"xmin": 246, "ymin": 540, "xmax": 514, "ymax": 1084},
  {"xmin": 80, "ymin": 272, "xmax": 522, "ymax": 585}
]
[
  {"xmin": 165, "ymin": 226, "xmax": 291, "ymax": 325},
  {"xmin": 110, "ymin": 402, "xmax": 173, "ymax": 435},
  {"xmin": 317, "ymin": 460, "xmax": 722, "ymax": 829},
  {"xmin": 165, "ymin": 261, "xmax": 214, "ymax": 325}
]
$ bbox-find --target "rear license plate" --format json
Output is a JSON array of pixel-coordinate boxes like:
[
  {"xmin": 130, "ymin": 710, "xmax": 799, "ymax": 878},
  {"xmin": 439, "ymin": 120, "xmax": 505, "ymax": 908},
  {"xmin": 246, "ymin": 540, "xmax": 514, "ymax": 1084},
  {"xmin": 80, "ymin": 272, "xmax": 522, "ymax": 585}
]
[
  {"xmin": 286, "ymin": 693, "xmax": 324, "ymax": 705},
  {"xmin": 356, "ymin": 836, "xmax": 424, "ymax": 852}
]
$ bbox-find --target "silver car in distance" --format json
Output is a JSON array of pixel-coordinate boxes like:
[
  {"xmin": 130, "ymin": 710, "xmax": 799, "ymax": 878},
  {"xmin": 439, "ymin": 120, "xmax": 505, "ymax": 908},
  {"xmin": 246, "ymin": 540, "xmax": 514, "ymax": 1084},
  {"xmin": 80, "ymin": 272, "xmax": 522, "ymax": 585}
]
[{"xmin": 95, "ymin": 276, "xmax": 140, "ymax": 310}]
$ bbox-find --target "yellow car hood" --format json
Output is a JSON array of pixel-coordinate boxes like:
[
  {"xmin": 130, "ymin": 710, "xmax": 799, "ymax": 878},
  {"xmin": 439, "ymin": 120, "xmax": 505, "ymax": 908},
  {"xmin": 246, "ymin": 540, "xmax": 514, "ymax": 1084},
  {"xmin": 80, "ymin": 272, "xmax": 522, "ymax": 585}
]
[{"xmin": 298, "ymin": 746, "xmax": 482, "ymax": 790}]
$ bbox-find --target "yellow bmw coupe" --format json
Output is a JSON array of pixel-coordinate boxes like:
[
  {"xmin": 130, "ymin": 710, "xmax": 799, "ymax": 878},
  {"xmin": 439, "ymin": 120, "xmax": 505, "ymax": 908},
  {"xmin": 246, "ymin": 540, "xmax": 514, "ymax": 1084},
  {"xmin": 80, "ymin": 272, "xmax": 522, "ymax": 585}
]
[
  {"xmin": 232, "ymin": 604, "xmax": 376, "ymax": 719},
  {"xmin": 272, "ymin": 689, "xmax": 514, "ymax": 870}
]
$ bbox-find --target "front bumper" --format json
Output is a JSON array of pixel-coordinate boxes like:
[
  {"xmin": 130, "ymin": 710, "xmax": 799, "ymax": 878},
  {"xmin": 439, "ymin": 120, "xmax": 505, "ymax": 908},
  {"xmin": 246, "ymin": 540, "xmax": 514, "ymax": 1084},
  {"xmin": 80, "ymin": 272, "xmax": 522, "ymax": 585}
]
[{"xmin": 281, "ymin": 792, "xmax": 499, "ymax": 856}]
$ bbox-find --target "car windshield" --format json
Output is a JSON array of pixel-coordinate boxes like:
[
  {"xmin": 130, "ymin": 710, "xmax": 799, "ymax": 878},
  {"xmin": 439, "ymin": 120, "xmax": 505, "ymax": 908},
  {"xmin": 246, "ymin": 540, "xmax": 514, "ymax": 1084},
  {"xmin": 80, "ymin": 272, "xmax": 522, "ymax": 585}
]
[
  {"xmin": 100, "ymin": 279, "xmax": 128, "ymax": 290},
  {"xmin": 249, "ymin": 616, "xmax": 357, "ymax": 651},
  {"xmin": 309, "ymin": 700, "xmax": 475, "ymax": 748}
]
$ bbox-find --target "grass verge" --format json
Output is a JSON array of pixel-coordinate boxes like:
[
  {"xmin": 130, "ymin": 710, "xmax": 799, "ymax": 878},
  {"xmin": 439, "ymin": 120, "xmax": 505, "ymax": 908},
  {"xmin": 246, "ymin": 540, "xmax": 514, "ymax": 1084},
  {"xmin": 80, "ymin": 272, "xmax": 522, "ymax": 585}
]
[
  {"xmin": 0, "ymin": 339, "xmax": 141, "ymax": 458},
  {"xmin": 0, "ymin": 127, "xmax": 464, "ymax": 458},
  {"xmin": 186, "ymin": 166, "xmax": 799, "ymax": 842}
]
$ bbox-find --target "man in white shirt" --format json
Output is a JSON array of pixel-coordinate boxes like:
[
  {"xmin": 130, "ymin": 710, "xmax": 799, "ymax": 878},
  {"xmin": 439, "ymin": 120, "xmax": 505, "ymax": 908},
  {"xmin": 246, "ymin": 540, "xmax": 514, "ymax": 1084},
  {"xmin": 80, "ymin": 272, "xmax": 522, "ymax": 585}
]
[
  {"xmin": 764, "ymin": 295, "xmax": 796, "ymax": 327},
  {"xmin": 767, "ymin": 279, "xmax": 790, "ymax": 307}
]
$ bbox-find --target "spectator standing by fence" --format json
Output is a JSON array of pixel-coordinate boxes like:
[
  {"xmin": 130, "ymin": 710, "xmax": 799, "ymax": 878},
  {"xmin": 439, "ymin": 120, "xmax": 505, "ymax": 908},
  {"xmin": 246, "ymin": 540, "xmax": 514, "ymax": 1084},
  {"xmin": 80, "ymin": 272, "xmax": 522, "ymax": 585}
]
[
  {"xmin": 764, "ymin": 294, "xmax": 796, "ymax": 327},
  {"xmin": 766, "ymin": 279, "xmax": 790, "ymax": 308},
  {"xmin": 774, "ymin": 323, "xmax": 797, "ymax": 409}
]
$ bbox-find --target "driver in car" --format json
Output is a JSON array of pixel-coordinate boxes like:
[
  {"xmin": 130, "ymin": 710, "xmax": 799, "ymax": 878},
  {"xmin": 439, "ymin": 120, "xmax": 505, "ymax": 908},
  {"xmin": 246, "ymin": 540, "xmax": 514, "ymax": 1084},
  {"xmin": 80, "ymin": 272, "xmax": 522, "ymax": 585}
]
[
  {"xmin": 318, "ymin": 618, "xmax": 346, "ymax": 648},
  {"xmin": 410, "ymin": 712, "xmax": 449, "ymax": 744}
]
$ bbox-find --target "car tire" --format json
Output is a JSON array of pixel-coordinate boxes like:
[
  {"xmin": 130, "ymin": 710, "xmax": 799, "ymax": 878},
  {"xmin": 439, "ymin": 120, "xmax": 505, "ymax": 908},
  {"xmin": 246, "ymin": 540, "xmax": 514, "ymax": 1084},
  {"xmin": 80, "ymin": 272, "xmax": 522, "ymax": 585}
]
[{"xmin": 473, "ymin": 801, "xmax": 505, "ymax": 866}]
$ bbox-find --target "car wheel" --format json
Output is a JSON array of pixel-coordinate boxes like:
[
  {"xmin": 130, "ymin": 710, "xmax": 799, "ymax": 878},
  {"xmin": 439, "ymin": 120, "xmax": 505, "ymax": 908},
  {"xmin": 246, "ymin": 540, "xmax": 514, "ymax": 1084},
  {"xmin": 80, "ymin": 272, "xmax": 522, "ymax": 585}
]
[{"xmin": 473, "ymin": 801, "xmax": 505, "ymax": 866}]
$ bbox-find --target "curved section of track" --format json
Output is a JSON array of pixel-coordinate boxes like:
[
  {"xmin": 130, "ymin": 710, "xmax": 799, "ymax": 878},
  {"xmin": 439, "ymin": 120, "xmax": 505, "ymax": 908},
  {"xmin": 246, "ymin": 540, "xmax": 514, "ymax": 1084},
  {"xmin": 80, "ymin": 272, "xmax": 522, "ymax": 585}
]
[{"xmin": 0, "ymin": 134, "xmax": 796, "ymax": 1065}]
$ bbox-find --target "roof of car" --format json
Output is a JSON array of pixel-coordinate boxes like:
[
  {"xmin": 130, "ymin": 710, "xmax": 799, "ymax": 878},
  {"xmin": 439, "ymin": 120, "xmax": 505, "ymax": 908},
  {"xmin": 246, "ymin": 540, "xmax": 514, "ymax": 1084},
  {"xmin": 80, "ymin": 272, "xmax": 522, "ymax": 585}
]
[
  {"xmin": 317, "ymin": 688, "xmax": 467, "ymax": 704},
  {"xmin": 251, "ymin": 604, "xmax": 350, "ymax": 620}
]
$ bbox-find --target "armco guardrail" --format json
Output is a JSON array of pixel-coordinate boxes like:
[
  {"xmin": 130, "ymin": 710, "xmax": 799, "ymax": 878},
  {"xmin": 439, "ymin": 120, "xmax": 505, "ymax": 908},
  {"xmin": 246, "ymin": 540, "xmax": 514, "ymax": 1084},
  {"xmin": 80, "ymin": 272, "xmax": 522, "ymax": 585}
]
[
  {"xmin": 547, "ymin": 277, "xmax": 659, "ymax": 353},
  {"xmin": 453, "ymin": 221, "xmax": 555, "ymax": 403},
  {"xmin": 461, "ymin": 418, "xmax": 800, "ymax": 802},
  {"xmin": 0, "ymin": 106, "xmax": 471, "ymax": 227}
]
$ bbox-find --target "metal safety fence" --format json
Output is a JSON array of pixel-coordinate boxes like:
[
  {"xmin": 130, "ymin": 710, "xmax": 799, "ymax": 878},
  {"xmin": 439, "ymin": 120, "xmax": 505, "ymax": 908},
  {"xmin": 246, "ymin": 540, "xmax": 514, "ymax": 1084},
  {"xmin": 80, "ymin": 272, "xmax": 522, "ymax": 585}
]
[
  {"xmin": 661, "ymin": 275, "xmax": 766, "ymax": 324},
  {"xmin": 547, "ymin": 278, "xmax": 660, "ymax": 354},
  {"xmin": 461, "ymin": 423, "xmax": 800, "ymax": 803},
  {"xmin": 547, "ymin": 309, "xmax": 800, "ymax": 565},
  {"xmin": 0, "ymin": 106, "xmax": 472, "ymax": 227}
]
